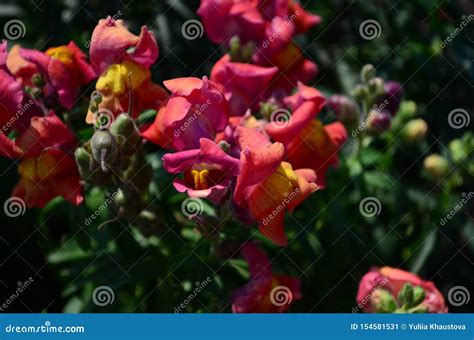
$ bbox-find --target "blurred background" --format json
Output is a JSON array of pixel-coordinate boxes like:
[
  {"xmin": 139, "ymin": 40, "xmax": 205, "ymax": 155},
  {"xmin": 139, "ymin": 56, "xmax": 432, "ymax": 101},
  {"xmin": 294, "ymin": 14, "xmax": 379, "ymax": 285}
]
[{"xmin": 0, "ymin": 0, "xmax": 472, "ymax": 313}]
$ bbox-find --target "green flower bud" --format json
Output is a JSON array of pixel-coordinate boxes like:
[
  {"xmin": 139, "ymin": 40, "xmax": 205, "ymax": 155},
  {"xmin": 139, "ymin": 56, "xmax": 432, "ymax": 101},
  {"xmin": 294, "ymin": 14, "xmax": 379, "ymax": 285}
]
[
  {"xmin": 74, "ymin": 147, "xmax": 93, "ymax": 180},
  {"xmin": 31, "ymin": 74, "xmax": 45, "ymax": 88},
  {"xmin": 376, "ymin": 290, "xmax": 398, "ymax": 313},
  {"xmin": 412, "ymin": 286, "xmax": 426, "ymax": 307},
  {"xmin": 398, "ymin": 283, "xmax": 414, "ymax": 308},
  {"xmin": 361, "ymin": 64, "xmax": 376, "ymax": 83},
  {"xmin": 402, "ymin": 119, "xmax": 428, "ymax": 143},
  {"xmin": 352, "ymin": 84, "xmax": 368, "ymax": 101},
  {"xmin": 423, "ymin": 154, "xmax": 449, "ymax": 179},
  {"xmin": 109, "ymin": 113, "xmax": 141, "ymax": 154},
  {"xmin": 123, "ymin": 151, "xmax": 152, "ymax": 190},
  {"xmin": 449, "ymin": 139, "xmax": 466, "ymax": 163},
  {"xmin": 90, "ymin": 130, "xmax": 118, "ymax": 172},
  {"xmin": 368, "ymin": 77, "xmax": 385, "ymax": 97}
]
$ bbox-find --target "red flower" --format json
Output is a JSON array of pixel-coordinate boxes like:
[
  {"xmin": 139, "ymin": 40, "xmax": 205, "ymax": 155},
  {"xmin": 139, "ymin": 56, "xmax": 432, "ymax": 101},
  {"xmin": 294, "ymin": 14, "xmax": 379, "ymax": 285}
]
[
  {"xmin": 233, "ymin": 127, "xmax": 318, "ymax": 246},
  {"xmin": 266, "ymin": 83, "xmax": 347, "ymax": 188},
  {"xmin": 357, "ymin": 267, "xmax": 448, "ymax": 313},
  {"xmin": 0, "ymin": 112, "xmax": 83, "ymax": 208},
  {"xmin": 232, "ymin": 242, "xmax": 302, "ymax": 313},
  {"xmin": 89, "ymin": 17, "xmax": 158, "ymax": 74},
  {"xmin": 5, "ymin": 42, "xmax": 95, "ymax": 110}
]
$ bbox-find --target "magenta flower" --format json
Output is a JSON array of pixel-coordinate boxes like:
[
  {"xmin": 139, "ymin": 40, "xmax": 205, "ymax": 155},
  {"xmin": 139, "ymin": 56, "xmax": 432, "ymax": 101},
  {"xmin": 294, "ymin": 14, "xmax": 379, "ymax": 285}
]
[
  {"xmin": 142, "ymin": 77, "xmax": 229, "ymax": 151},
  {"xmin": 162, "ymin": 138, "xmax": 240, "ymax": 203}
]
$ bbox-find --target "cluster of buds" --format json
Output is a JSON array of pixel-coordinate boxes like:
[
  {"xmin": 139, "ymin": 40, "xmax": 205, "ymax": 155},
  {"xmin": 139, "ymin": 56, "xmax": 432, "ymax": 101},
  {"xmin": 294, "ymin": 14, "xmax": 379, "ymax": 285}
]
[{"xmin": 328, "ymin": 64, "xmax": 404, "ymax": 137}]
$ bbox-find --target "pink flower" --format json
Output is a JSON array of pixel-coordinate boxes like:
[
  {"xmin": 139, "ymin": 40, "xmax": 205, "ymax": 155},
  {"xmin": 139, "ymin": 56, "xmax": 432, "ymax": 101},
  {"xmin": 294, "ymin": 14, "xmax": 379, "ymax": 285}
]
[
  {"xmin": 197, "ymin": 0, "xmax": 266, "ymax": 44},
  {"xmin": 5, "ymin": 42, "xmax": 95, "ymax": 109},
  {"xmin": 232, "ymin": 242, "xmax": 302, "ymax": 313},
  {"xmin": 210, "ymin": 54, "xmax": 278, "ymax": 116},
  {"xmin": 142, "ymin": 77, "xmax": 229, "ymax": 151},
  {"xmin": 0, "ymin": 69, "xmax": 40, "ymax": 134},
  {"xmin": 89, "ymin": 17, "xmax": 158, "ymax": 74},
  {"xmin": 162, "ymin": 138, "xmax": 240, "ymax": 203},
  {"xmin": 356, "ymin": 267, "xmax": 448, "ymax": 313}
]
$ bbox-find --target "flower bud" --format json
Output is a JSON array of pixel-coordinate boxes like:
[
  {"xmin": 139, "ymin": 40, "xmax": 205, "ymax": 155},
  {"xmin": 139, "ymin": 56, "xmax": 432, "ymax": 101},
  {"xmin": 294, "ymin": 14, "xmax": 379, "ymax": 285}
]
[
  {"xmin": 123, "ymin": 151, "xmax": 153, "ymax": 190},
  {"xmin": 423, "ymin": 154, "xmax": 449, "ymax": 179},
  {"xmin": 378, "ymin": 81, "xmax": 404, "ymax": 116},
  {"xmin": 109, "ymin": 113, "xmax": 141, "ymax": 154},
  {"xmin": 31, "ymin": 73, "xmax": 45, "ymax": 88},
  {"xmin": 361, "ymin": 64, "xmax": 376, "ymax": 83},
  {"xmin": 397, "ymin": 283, "xmax": 414, "ymax": 308},
  {"xmin": 375, "ymin": 290, "xmax": 397, "ymax": 313},
  {"xmin": 327, "ymin": 94, "xmax": 359, "ymax": 124},
  {"xmin": 90, "ymin": 130, "xmax": 118, "ymax": 172},
  {"xmin": 74, "ymin": 147, "xmax": 93, "ymax": 180},
  {"xmin": 368, "ymin": 111, "xmax": 391, "ymax": 134},
  {"xmin": 368, "ymin": 77, "xmax": 385, "ymax": 97},
  {"xmin": 402, "ymin": 119, "xmax": 428, "ymax": 143},
  {"xmin": 352, "ymin": 84, "xmax": 368, "ymax": 101}
]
